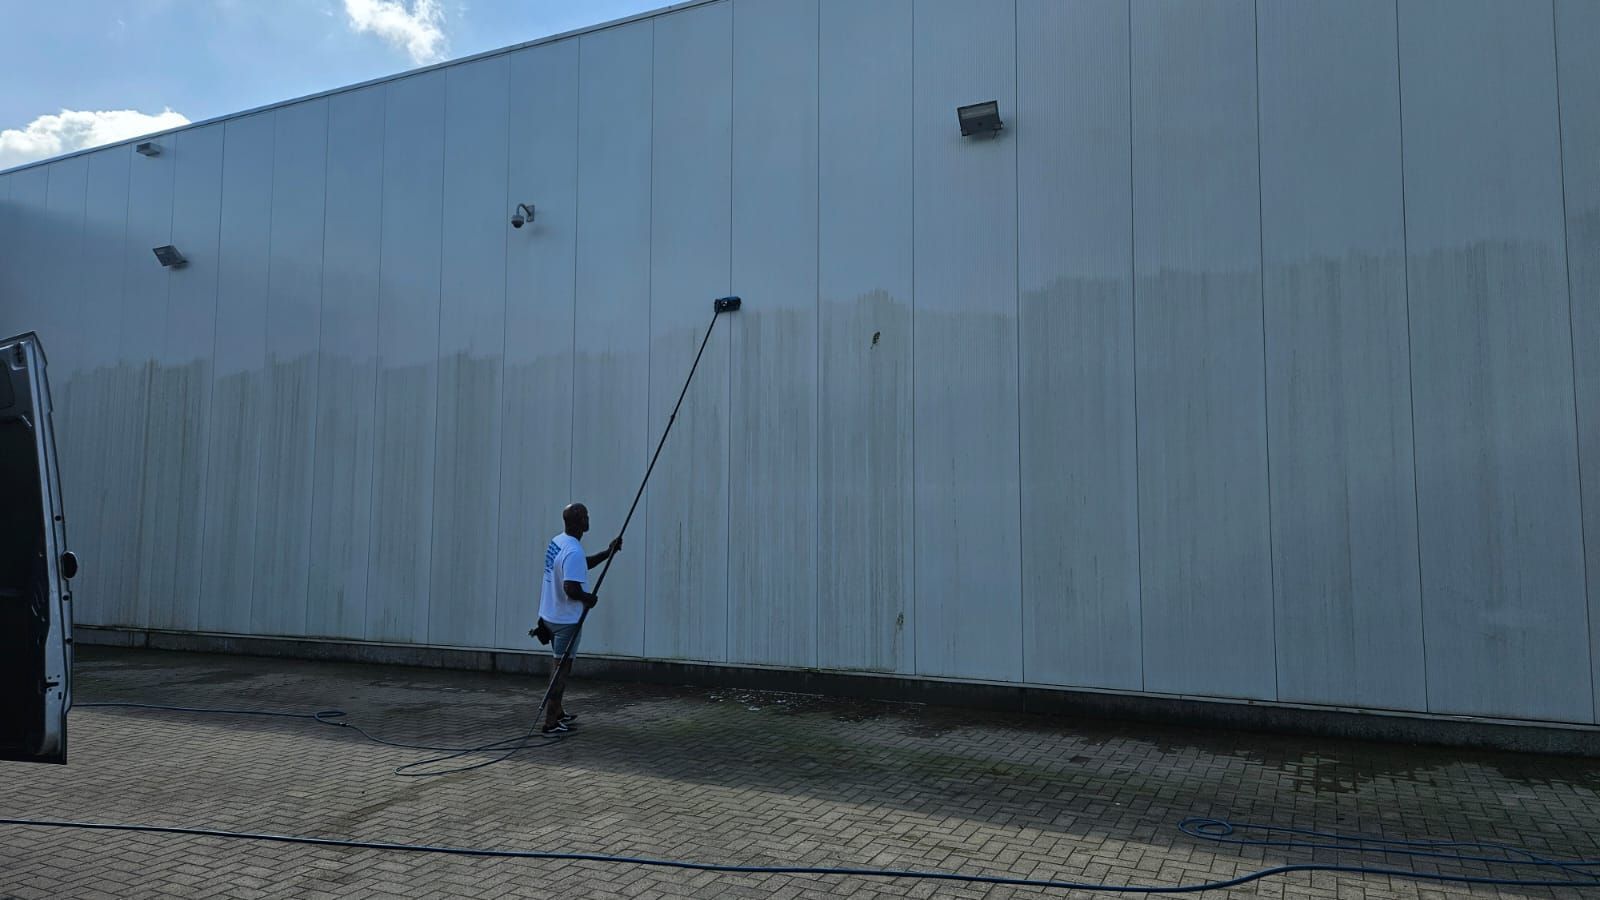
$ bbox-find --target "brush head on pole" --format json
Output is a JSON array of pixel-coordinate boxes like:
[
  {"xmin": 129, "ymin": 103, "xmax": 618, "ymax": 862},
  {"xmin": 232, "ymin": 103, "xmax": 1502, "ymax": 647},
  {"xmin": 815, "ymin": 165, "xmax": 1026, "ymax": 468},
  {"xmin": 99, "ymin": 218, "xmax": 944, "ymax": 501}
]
[{"xmin": 714, "ymin": 296, "xmax": 742, "ymax": 313}]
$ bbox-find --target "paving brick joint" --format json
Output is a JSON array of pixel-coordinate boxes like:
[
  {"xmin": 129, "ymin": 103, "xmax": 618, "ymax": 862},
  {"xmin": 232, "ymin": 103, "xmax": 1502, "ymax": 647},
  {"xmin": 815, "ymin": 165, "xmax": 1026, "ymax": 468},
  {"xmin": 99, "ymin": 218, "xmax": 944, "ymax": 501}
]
[{"xmin": 2, "ymin": 647, "xmax": 1597, "ymax": 899}]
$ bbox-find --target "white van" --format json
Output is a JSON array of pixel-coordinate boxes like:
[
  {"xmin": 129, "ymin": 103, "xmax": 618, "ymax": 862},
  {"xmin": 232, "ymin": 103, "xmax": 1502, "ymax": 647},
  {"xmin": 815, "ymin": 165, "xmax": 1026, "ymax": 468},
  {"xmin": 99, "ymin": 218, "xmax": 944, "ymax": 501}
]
[{"xmin": 1, "ymin": 332, "xmax": 77, "ymax": 764}]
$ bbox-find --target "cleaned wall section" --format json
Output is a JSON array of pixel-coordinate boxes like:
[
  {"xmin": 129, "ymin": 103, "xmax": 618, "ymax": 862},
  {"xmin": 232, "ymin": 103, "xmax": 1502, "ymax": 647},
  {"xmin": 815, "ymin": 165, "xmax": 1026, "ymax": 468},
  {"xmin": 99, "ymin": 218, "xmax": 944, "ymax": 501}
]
[
  {"xmin": 1398, "ymin": 0, "xmax": 1589, "ymax": 722},
  {"xmin": 1131, "ymin": 0, "xmax": 1275, "ymax": 701},
  {"xmin": 430, "ymin": 57, "xmax": 510, "ymax": 649},
  {"xmin": 645, "ymin": 3, "xmax": 733, "ymax": 664},
  {"xmin": 1016, "ymin": 0, "xmax": 1139, "ymax": 691},
  {"xmin": 2, "ymin": 0, "xmax": 1593, "ymax": 727},
  {"xmin": 367, "ymin": 71, "xmax": 446, "ymax": 644},
  {"xmin": 1556, "ymin": 0, "xmax": 1600, "ymax": 725},
  {"xmin": 120, "ymin": 134, "xmax": 176, "ymax": 630},
  {"xmin": 728, "ymin": 0, "xmax": 819, "ymax": 669},
  {"xmin": 1256, "ymin": 0, "xmax": 1424, "ymax": 711},
  {"xmin": 910, "ymin": 0, "xmax": 1022, "ymax": 683},
  {"xmin": 498, "ymin": 40, "xmax": 581, "ymax": 650},
  {"xmin": 306, "ymin": 86, "xmax": 384, "ymax": 640},
  {"xmin": 570, "ymin": 22, "xmax": 653, "ymax": 657},
  {"xmin": 201, "ymin": 113, "xmax": 273, "ymax": 635},
  {"xmin": 141, "ymin": 125, "xmax": 221, "ymax": 633},
  {"xmin": 254, "ymin": 100, "xmax": 329, "ymax": 639},
  {"xmin": 29, "ymin": 159, "xmax": 88, "ymax": 642},
  {"xmin": 62, "ymin": 150, "xmax": 130, "ymax": 628},
  {"xmin": 815, "ymin": 0, "xmax": 914, "ymax": 675}
]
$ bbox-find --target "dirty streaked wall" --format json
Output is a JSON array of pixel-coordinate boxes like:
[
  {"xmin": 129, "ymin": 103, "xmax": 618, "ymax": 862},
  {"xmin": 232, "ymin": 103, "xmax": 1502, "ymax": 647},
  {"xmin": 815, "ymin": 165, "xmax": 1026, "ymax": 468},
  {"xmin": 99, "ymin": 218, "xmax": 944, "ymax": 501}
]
[{"xmin": 1, "ymin": 0, "xmax": 1594, "ymax": 726}]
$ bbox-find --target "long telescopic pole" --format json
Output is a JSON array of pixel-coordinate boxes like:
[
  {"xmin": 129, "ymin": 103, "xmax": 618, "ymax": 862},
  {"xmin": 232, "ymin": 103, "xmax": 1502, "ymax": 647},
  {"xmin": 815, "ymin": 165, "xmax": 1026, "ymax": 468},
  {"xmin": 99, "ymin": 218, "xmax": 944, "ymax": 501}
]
[
  {"xmin": 587, "ymin": 297, "xmax": 738, "ymax": 598},
  {"xmin": 537, "ymin": 297, "xmax": 741, "ymax": 697},
  {"xmin": 402, "ymin": 297, "xmax": 740, "ymax": 775}
]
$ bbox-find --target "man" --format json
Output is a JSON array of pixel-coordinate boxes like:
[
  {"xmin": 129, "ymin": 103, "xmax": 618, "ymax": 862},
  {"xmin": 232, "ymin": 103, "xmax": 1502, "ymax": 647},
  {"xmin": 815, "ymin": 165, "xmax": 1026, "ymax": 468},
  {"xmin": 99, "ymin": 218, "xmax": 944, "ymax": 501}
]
[{"xmin": 537, "ymin": 503, "xmax": 621, "ymax": 735}]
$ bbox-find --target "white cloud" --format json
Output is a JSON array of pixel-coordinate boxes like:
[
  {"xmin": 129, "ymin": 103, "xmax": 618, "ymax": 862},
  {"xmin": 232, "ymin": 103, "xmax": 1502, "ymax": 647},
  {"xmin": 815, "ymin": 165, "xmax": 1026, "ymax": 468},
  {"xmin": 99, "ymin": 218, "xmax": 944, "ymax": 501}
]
[
  {"xmin": 0, "ymin": 108, "xmax": 190, "ymax": 168},
  {"xmin": 343, "ymin": 0, "xmax": 447, "ymax": 64}
]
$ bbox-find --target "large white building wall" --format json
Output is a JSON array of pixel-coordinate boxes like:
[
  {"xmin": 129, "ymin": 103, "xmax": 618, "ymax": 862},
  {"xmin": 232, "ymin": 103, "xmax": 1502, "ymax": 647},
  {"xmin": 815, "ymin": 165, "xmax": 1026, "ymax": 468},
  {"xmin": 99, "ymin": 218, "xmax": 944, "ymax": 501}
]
[{"xmin": 1, "ymin": 0, "xmax": 1594, "ymax": 726}]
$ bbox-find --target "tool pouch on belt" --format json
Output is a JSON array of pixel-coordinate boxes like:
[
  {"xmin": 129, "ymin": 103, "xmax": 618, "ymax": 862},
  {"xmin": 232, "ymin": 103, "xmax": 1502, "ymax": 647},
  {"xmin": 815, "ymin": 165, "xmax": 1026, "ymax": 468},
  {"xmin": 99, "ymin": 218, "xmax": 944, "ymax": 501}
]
[{"xmin": 530, "ymin": 618, "xmax": 553, "ymax": 645}]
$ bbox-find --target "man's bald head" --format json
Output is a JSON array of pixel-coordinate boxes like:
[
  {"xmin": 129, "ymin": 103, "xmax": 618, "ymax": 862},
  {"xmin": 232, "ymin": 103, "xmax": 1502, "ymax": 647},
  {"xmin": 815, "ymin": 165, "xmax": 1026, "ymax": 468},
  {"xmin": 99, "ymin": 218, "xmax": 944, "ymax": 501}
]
[{"xmin": 563, "ymin": 503, "xmax": 590, "ymax": 537}]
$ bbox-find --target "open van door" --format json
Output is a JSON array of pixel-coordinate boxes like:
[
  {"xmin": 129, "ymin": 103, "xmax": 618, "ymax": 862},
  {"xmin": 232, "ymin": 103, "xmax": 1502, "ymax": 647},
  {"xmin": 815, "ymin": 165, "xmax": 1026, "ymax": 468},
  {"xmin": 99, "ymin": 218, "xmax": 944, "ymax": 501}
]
[{"xmin": 0, "ymin": 332, "xmax": 75, "ymax": 764}]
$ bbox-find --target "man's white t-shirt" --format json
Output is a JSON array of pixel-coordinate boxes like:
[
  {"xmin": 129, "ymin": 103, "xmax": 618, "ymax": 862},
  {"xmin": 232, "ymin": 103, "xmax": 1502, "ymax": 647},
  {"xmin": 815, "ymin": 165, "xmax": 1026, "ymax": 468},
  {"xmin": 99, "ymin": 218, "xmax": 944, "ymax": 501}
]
[{"xmin": 539, "ymin": 533, "xmax": 589, "ymax": 625}]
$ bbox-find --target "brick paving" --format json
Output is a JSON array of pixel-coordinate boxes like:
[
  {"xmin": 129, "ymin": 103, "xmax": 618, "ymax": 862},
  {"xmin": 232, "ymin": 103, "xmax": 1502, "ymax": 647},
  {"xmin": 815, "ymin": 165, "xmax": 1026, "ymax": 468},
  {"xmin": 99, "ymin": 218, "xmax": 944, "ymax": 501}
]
[{"xmin": 2, "ymin": 647, "xmax": 1597, "ymax": 899}]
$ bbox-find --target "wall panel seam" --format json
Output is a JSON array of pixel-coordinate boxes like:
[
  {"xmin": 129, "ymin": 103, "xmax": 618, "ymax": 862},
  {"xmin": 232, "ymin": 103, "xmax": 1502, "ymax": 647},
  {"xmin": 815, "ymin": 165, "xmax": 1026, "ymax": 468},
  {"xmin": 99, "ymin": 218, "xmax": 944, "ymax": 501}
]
[
  {"xmin": 1392, "ymin": 0, "xmax": 1430, "ymax": 714},
  {"xmin": 1252, "ymin": 0, "xmax": 1280, "ymax": 703},
  {"xmin": 1550, "ymin": 0, "xmax": 1596, "ymax": 721},
  {"xmin": 303, "ymin": 101, "xmax": 332, "ymax": 636}
]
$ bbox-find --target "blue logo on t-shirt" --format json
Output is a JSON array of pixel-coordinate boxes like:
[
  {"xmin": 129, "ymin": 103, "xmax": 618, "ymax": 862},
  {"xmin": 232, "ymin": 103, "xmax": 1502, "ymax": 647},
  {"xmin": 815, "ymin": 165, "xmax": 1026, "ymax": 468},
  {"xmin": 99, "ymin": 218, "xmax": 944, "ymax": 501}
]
[{"xmin": 544, "ymin": 539, "xmax": 561, "ymax": 576}]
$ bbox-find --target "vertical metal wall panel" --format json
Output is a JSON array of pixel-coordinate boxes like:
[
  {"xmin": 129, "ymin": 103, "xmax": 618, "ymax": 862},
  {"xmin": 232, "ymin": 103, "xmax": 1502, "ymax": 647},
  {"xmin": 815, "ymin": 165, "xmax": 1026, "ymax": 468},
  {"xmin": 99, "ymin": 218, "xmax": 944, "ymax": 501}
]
[
  {"xmin": 499, "ymin": 41, "xmax": 579, "ymax": 651},
  {"xmin": 1, "ymin": 173, "xmax": 27, "ymax": 340},
  {"xmin": 1257, "ymin": 0, "xmax": 1424, "ymax": 710},
  {"xmin": 1557, "ymin": 0, "xmax": 1600, "ymax": 724},
  {"xmin": 645, "ymin": 2, "xmax": 733, "ymax": 663},
  {"xmin": 5, "ymin": 170, "xmax": 51, "ymax": 619},
  {"xmin": 911, "ymin": 0, "xmax": 1022, "ymax": 682},
  {"xmin": 253, "ymin": 100, "xmax": 329, "ymax": 637},
  {"xmin": 200, "ymin": 113, "xmax": 273, "ymax": 634},
  {"xmin": 816, "ymin": 0, "xmax": 914, "ymax": 674},
  {"xmin": 430, "ymin": 58, "xmax": 509, "ymax": 648},
  {"xmin": 1, "ymin": 176, "xmax": 23, "ymax": 338},
  {"xmin": 307, "ymin": 86, "xmax": 384, "ymax": 639},
  {"xmin": 121, "ymin": 142, "xmax": 176, "ymax": 629},
  {"xmin": 141, "ymin": 125, "xmax": 222, "ymax": 631},
  {"xmin": 729, "ymin": 0, "xmax": 818, "ymax": 668},
  {"xmin": 1016, "ymin": 0, "xmax": 1139, "ymax": 690},
  {"xmin": 38, "ymin": 161, "xmax": 89, "ymax": 621},
  {"xmin": 67, "ymin": 149, "xmax": 131, "ymax": 626},
  {"xmin": 40, "ymin": 159, "xmax": 87, "ymax": 375},
  {"xmin": 1132, "ymin": 0, "xmax": 1275, "ymax": 699},
  {"xmin": 9, "ymin": 169, "xmax": 54, "ymax": 542},
  {"xmin": 5, "ymin": 169, "xmax": 48, "ymax": 342},
  {"xmin": 0, "ymin": 177, "xmax": 11, "ymax": 335},
  {"xmin": 1398, "ymin": 0, "xmax": 1590, "ymax": 722},
  {"xmin": 572, "ymin": 22, "xmax": 653, "ymax": 656},
  {"xmin": 367, "ymin": 72, "xmax": 446, "ymax": 644}
]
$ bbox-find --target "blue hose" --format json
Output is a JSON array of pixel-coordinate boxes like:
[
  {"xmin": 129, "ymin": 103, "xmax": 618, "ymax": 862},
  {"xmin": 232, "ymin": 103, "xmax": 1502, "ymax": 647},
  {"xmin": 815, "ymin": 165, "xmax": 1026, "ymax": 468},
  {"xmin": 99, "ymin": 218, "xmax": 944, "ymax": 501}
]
[{"xmin": 1, "ymin": 817, "xmax": 1595, "ymax": 891}]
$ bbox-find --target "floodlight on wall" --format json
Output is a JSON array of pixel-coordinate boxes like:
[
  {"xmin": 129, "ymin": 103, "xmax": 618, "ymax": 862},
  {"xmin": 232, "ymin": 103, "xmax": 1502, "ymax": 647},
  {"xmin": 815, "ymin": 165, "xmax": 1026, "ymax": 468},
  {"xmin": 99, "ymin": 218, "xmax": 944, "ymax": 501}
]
[
  {"xmin": 957, "ymin": 101, "xmax": 1003, "ymax": 137},
  {"xmin": 510, "ymin": 203, "xmax": 535, "ymax": 229},
  {"xmin": 135, "ymin": 141, "xmax": 161, "ymax": 157},
  {"xmin": 152, "ymin": 245, "xmax": 186, "ymax": 268}
]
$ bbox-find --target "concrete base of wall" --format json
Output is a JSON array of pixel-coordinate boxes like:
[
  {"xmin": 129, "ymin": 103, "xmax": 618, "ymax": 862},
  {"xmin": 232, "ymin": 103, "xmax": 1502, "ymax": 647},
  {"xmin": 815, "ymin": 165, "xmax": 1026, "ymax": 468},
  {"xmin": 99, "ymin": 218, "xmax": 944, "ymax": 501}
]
[{"xmin": 75, "ymin": 625, "xmax": 1600, "ymax": 758}]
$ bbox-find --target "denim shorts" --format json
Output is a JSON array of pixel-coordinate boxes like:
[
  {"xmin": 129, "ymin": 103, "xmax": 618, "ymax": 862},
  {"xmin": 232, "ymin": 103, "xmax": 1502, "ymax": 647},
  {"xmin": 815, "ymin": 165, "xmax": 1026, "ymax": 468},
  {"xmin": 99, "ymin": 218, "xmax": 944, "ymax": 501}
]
[{"xmin": 549, "ymin": 621, "xmax": 582, "ymax": 660}]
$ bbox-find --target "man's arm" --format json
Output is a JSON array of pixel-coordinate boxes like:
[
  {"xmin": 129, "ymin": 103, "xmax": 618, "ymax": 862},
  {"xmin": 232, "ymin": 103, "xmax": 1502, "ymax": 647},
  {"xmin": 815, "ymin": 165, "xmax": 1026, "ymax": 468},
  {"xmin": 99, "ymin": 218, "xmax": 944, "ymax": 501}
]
[
  {"xmin": 585, "ymin": 536, "xmax": 623, "ymax": 569},
  {"xmin": 563, "ymin": 580, "xmax": 597, "ymax": 609}
]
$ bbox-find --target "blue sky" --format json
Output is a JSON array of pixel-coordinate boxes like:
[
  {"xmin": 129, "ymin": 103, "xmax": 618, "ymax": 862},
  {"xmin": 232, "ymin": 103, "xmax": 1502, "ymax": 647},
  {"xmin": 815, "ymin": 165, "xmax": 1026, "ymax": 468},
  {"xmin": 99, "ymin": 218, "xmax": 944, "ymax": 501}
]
[{"xmin": 1, "ymin": 0, "xmax": 662, "ymax": 168}]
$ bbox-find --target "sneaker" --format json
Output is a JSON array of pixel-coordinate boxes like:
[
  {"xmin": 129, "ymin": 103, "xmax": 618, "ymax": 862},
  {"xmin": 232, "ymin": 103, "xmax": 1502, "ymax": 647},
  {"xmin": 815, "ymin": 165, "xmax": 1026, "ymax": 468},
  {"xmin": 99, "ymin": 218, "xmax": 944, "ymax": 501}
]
[
  {"xmin": 559, "ymin": 713, "xmax": 577, "ymax": 723},
  {"xmin": 541, "ymin": 721, "xmax": 571, "ymax": 735}
]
